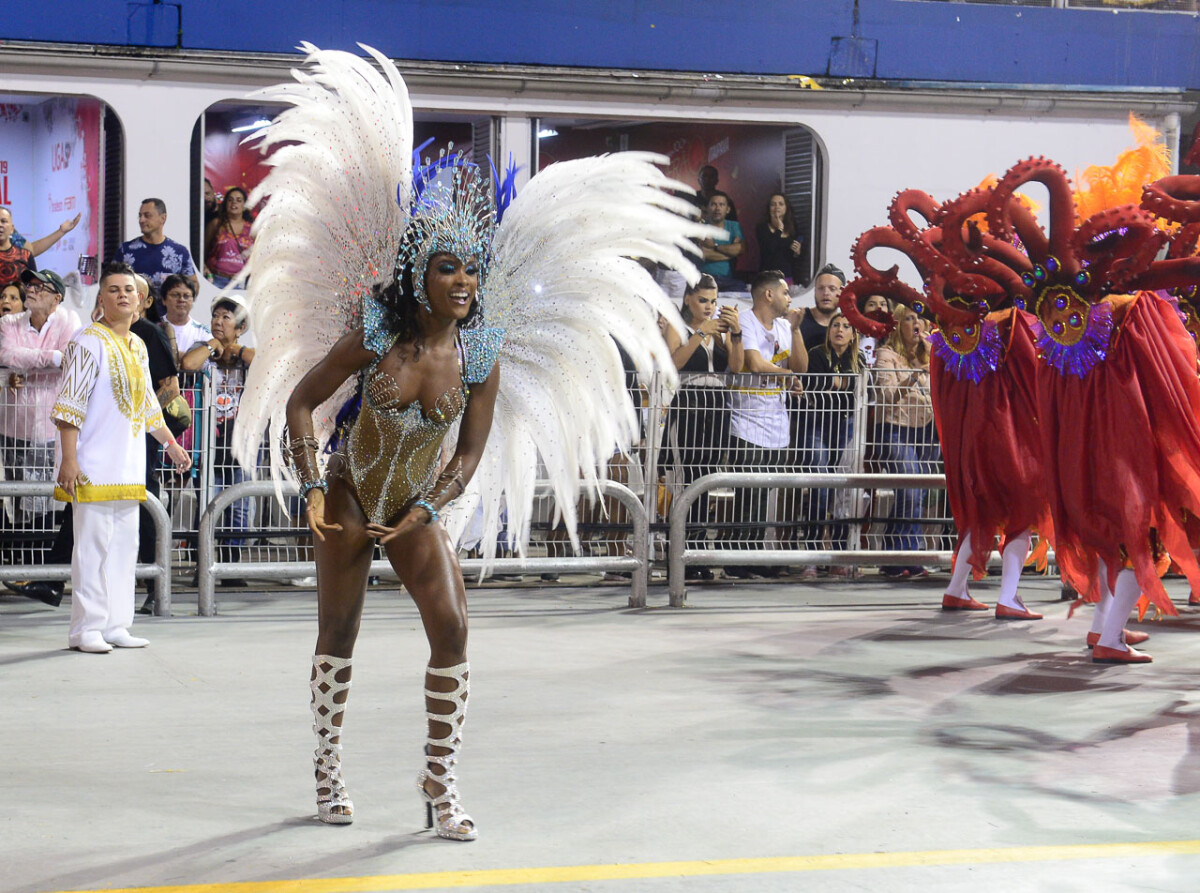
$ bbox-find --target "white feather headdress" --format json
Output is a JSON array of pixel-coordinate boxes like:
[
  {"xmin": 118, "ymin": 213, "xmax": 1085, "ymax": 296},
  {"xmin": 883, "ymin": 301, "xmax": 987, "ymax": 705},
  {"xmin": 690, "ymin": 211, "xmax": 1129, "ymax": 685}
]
[{"xmin": 233, "ymin": 44, "xmax": 719, "ymax": 566}]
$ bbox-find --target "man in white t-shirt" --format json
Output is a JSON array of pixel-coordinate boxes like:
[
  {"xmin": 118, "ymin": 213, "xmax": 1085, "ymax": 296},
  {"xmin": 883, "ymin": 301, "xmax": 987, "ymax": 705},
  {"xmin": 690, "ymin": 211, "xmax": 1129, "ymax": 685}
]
[{"xmin": 725, "ymin": 269, "xmax": 807, "ymax": 578}]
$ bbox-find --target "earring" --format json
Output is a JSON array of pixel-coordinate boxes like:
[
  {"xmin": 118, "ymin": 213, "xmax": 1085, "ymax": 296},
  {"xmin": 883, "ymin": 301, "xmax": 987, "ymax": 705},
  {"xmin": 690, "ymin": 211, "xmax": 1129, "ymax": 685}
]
[{"xmin": 412, "ymin": 264, "xmax": 430, "ymax": 313}]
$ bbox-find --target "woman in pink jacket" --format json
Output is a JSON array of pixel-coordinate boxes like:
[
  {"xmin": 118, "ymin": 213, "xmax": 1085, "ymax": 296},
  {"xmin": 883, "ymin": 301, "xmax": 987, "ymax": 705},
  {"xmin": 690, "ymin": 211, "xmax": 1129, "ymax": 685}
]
[{"xmin": 0, "ymin": 269, "xmax": 81, "ymax": 576}]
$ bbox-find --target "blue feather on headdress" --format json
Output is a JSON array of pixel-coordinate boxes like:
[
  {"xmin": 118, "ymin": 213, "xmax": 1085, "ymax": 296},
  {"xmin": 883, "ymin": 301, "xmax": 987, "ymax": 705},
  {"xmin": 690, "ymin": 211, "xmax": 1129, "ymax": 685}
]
[
  {"xmin": 324, "ymin": 384, "xmax": 364, "ymax": 455},
  {"xmin": 489, "ymin": 154, "xmax": 520, "ymax": 224}
]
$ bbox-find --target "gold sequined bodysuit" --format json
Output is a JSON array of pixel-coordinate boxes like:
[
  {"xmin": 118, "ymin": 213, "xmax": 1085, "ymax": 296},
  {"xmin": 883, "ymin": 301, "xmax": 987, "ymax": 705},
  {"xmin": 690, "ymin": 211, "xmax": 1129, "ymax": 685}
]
[
  {"xmin": 343, "ymin": 343, "xmax": 468, "ymax": 525},
  {"xmin": 334, "ymin": 326, "xmax": 504, "ymax": 525}
]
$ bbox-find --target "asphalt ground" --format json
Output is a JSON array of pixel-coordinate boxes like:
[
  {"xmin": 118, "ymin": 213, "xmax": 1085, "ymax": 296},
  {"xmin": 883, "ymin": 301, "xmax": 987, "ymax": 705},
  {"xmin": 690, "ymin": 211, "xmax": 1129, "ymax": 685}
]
[{"xmin": 6, "ymin": 572, "xmax": 1200, "ymax": 892}]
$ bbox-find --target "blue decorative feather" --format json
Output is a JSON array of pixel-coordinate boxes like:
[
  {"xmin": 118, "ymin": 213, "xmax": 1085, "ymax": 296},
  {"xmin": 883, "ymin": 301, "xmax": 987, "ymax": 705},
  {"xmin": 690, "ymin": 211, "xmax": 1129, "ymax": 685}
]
[
  {"xmin": 324, "ymin": 384, "xmax": 364, "ymax": 455},
  {"xmin": 410, "ymin": 139, "xmax": 473, "ymax": 206},
  {"xmin": 489, "ymin": 154, "xmax": 520, "ymax": 225}
]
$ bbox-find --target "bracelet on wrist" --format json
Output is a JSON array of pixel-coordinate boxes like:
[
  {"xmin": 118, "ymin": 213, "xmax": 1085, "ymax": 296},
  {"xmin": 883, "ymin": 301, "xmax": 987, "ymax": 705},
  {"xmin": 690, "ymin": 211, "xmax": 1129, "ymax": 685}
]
[
  {"xmin": 411, "ymin": 498, "xmax": 439, "ymax": 525},
  {"xmin": 299, "ymin": 479, "xmax": 328, "ymax": 499},
  {"xmin": 730, "ymin": 332, "xmax": 743, "ymax": 340}
]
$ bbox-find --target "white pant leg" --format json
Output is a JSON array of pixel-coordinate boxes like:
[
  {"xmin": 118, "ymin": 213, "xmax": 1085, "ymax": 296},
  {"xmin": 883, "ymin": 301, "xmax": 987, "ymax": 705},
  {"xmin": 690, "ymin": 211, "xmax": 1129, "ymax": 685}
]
[
  {"xmin": 69, "ymin": 501, "xmax": 139, "ymax": 645},
  {"xmin": 102, "ymin": 501, "xmax": 139, "ymax": 638},
  {"xmin": 945, "ymin": 533, "xmax": 974, "ymax": 598},
  {"xmin": 70, "ymin": 502, "xmax": 114, "ymax": 645}
]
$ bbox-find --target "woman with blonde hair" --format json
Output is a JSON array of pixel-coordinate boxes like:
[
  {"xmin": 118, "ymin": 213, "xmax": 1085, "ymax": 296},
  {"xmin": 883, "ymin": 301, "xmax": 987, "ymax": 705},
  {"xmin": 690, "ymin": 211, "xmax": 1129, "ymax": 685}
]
[{"xmin": 873, "ymin": 304, "xmax": 935, "ymax": 577}]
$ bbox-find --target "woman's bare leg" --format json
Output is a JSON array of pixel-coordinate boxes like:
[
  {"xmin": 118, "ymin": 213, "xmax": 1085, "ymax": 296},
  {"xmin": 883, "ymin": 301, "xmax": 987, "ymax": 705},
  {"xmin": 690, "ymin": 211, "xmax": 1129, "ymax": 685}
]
[
  {"xmin": 310, "ymin": 477, "xmax": 375, "ymax": 823},
  {"xmin": 383, "ymin": 522, "xmax": 475, "ymax": 838}
]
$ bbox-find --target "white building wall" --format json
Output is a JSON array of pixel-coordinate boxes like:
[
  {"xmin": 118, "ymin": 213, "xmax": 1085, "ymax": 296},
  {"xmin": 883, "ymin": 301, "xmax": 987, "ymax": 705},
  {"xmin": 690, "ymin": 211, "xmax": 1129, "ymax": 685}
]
[{"xmin": 0, "ymin": 62, "xmax": 1172, "ymax": 311}]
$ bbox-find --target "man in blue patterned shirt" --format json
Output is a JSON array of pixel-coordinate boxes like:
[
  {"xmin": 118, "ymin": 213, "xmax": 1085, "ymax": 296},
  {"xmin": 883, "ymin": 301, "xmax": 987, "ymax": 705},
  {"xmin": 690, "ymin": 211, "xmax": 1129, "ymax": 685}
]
[{"xmin": 117, "ymin": 198, "xmax": 199, "ymax": 296}]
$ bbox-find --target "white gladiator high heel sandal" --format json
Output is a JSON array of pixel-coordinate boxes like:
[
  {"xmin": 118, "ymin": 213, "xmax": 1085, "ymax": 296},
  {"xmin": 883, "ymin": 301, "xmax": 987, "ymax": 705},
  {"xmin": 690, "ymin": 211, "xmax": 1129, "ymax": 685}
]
[
  {"xmin": 416, "ymin": 662, "xmax": 477, "ymax": 841},
  {"xmin": 311, "ymin": 654, "xmax": 354, "ymax": 824}
]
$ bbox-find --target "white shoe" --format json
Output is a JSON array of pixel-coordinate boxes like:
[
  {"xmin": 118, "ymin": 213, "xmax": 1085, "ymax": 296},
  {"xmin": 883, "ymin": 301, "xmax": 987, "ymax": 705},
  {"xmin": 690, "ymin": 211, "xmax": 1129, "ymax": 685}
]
[
  {"xmin": 311, "ymin": 654, "xmax": 354, "ymax": 824},
  {"xmin": 72, "ymin": 631, "xmax": 113, "ymax": 653},
  {"xmin": 105, "ymin": 629, "xmax": 150, "ymax": 648},
  {"xmin": 418, "ymin": 662, "xmax": 477, "ymax": 841},
  {"xmin": 290, "ymin": 577, "xmax": 317, "ymax": 587}
]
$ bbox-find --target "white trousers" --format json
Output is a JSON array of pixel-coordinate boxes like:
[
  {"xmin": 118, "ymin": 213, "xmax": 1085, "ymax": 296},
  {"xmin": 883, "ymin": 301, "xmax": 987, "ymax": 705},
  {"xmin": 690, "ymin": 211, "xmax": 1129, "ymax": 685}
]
[{"xmin": 69, "ymin": 500, "xmax": 139, "ymax": 646}]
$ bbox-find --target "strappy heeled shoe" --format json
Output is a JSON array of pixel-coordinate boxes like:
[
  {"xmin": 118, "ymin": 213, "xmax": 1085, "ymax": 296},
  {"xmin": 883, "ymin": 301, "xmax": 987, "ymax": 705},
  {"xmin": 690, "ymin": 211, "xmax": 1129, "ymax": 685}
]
[
  {"xmin": 311, "ymin": 654, "xmax": 354, "ymax": 824},
  {"xmin": 416, "ymin": 662, "xmax": 477, "ymax": 841}
]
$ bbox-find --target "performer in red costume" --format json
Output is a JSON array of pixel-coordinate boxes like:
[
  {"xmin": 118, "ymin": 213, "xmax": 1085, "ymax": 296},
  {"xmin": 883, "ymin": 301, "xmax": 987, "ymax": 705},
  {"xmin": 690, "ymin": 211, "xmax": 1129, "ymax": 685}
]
[
  {"xmin": 844, "ymin": 128, "xmax": 1200, "ymax": 663},
  {"xmin": 840, "ymin": 185, "xmax": 1054, "ymax": 623},
  {"xmin": 986, "ymin": 155, "xmax": 1200, "ymax": 663}
]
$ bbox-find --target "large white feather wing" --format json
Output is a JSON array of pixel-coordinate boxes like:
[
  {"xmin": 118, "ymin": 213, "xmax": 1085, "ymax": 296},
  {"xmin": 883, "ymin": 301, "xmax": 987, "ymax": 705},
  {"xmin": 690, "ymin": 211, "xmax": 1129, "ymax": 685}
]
[
  {"xmin": 233, "ymin": 42, "xmax": 412, "ymax": 480},
  {"xmin": 446, "ymin": 152, "xmax": 717, "ymax": 563}
]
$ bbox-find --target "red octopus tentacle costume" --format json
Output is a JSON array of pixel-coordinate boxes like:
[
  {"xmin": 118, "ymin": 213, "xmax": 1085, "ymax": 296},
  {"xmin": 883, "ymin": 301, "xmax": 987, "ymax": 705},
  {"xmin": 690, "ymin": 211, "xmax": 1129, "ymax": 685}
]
[
  {"xmin": 983, "ymin": 157, "xmax": 1200, "ymax": 615},
  {"xmin": 840, "ymin": 184, "xmax": 1053, "ymax": 581},
  {"xmin": 1139, "ymin": 133, "xmax": 1200, "ymax": 340}
]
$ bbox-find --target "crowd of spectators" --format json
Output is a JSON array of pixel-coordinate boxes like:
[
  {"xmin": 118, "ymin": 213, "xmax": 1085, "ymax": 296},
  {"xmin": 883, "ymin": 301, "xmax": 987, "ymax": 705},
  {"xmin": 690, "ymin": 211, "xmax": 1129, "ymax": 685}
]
[
  {"xmin": 0, "ymin": 169, "xmax": 946, "ymax": 594},
  {"xmin": 660, "ymin": 264, "xmax": 945, "ymax": 581},
  {"xmin": 0, "ymin": 193, "xmax": 259, "ymax": 605}
]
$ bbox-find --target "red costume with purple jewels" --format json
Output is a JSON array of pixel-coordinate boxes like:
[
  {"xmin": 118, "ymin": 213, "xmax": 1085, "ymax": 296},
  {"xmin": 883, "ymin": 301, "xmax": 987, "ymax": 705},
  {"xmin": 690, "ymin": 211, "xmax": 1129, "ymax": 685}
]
[
  {"xmin": 840, "ymin": 185, "xmax": 1053, "ymax": 613},
  {"xmin": 842, "ymin": 127, "xmax": 1200, "ymax": 658},
  {"xmin": 984, "ymin": 158, "xmax": 1200, "ymax": 617},
  {"xmin": 929, "ymin": 306, "xmax": 1049, "ymax": 578}
]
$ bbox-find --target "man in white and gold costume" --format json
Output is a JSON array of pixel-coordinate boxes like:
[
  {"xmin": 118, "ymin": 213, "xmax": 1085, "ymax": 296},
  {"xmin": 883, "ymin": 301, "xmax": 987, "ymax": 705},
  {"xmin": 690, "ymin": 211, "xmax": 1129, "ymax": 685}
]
[{"xmin": 52, "ymin": 262, "xmax": 192, "ymax": 654}]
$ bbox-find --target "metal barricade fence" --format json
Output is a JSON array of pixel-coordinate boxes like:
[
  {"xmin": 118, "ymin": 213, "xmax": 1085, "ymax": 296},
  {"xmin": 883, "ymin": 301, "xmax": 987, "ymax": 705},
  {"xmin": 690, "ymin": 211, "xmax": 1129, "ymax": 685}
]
[
  {"xmin": 187, "ymin": 368, "xmax": 647, "ymax": 587},
  {"xmin": 666, "ymin": 472, "xmax": 951, "ymax": 606},
  {"xmin": 2, "ymin": 355, "xmax": 1014, "ymax": 610},
  {"xmin": 0, "ymin": 365, "xmax": 61, "ymax": 576},
  {"xmin": 197, "ymin": 479, "xmax": 650, "ymax": 615},
  {"xmin": 0, "ymin": 481, "xmax": 175, "ymax": 612},
  {"xmin": 651, "ymin": 367, "xmax": 954, "ymax": 562}
]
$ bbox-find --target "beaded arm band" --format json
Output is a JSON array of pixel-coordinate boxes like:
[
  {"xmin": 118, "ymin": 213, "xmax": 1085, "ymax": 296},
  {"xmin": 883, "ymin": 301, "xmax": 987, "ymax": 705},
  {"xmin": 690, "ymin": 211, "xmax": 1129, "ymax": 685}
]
[
  {"xmin": 411, "ymin": 498, "xmax": 438, "ymax": 524},
  {"xmin": 288, "ymin": 434, "xmax": 327, "ymax": 500},
  {"xmin": 411, "ymin": 460, "xmax": 465, "ymax": 525}
]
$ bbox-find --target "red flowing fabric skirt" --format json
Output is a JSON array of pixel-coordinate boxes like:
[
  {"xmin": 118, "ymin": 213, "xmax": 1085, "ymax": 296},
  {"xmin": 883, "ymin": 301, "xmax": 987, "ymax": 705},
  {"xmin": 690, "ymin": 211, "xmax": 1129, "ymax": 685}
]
[
  {"xmin": 931, "ymin": 310, "xmax": 1053, "ymax": 577},
  {"xmin": 1035, "ymin": 292, "xmax": 1200, "ymax": 614}
]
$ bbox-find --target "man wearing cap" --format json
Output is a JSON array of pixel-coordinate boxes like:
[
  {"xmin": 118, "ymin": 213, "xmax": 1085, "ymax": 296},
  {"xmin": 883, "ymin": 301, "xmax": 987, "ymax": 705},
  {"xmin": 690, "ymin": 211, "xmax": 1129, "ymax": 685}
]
[
  {"xmin": 798, "ymin": 264, "xmax": 847, "ymax": 353},
  {"xmin": 0, "ymin": 270, "xmax": 81, "ymax": 605}
]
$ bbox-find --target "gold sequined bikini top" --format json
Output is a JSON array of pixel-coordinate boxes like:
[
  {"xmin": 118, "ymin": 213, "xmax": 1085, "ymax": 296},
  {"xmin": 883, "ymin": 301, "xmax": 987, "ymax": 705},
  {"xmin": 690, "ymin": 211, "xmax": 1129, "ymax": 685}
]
[{"xmin": 345, "ymin": 327, "xmax": 504, "ymax": 525}]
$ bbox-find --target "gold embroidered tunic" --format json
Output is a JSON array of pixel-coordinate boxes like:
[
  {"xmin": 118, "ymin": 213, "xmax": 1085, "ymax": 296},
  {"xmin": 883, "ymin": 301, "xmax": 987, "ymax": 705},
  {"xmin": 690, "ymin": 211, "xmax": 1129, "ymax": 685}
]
[{"xmin": 51, "ymin": 323, "xmax": 166, "ymax": 502}]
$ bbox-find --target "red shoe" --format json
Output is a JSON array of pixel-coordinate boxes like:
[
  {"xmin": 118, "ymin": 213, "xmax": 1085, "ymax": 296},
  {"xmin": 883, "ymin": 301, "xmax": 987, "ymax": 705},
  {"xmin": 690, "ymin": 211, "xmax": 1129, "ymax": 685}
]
[
  {"xmin": 995, "ymin": 603, "xmax": 1043, "ymax": 621},
  {"xmin": 1086, "ymin": 630, "xmax": 1150, "ymax": 648},
  {"xmin": 1092, "ymin": 643, "xmax": 1153, "ymax": 664},
  {"xmin": 1191, "ymin": 592, "xmax": 1200, "ymax": 606},
  {"xmin": 942, "ymin": 593, "xmax": 989, "ymax": 611}
]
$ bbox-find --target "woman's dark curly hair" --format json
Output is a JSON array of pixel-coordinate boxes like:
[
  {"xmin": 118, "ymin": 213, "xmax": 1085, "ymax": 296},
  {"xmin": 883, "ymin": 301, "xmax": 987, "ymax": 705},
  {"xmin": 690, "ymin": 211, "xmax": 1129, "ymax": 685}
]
[{"xmin": 373, "ymin": 253, "xmax": 483, "ymax": 356}]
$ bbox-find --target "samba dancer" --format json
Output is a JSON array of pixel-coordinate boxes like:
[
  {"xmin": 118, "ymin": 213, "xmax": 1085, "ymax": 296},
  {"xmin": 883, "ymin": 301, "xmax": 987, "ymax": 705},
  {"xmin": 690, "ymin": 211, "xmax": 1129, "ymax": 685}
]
[{"xmin": 234, "ymin": 45, "xmax": 714, "ymax": 836}]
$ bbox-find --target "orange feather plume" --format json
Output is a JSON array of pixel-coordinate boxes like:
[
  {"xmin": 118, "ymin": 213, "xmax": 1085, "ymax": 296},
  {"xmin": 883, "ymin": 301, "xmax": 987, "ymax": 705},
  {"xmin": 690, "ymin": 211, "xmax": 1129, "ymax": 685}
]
[{"xmin": 1075, "ymin": 113, "xmax": 1171, "ymax": 224}]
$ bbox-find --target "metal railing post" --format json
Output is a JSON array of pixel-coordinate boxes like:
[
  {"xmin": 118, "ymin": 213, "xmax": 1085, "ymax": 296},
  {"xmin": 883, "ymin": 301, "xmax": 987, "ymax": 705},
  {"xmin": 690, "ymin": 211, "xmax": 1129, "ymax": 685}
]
[
  {"xmin": 847, "ymin": 371, "xmax": 869, "ymax": 553},
  {"xmin": 142, "ymin": 492, "xmax": 173, "ymax": 615},
  {"xmin": 198, "ymin": 373, "xmax": 216, "ymax": 534},
  {"xmin": 643, "ymin": 371, "xmax": 667, "ymax": 525},
  {"xmin": 668, "ymin": 474, "xmax": 704, "ymax": 607},
  {"xmin": 0, "ymin": 483, "xmax": 171, "ymax": 609}
]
